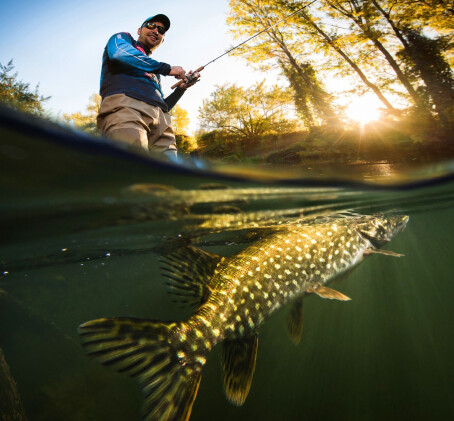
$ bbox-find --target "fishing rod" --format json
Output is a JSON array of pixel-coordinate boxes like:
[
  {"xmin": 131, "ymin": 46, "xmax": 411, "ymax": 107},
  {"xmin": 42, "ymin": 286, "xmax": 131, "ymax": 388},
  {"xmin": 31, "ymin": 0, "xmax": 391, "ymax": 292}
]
[{"xmin": 171, "ymin": 0, "xmax": 318, "ymax": 89}]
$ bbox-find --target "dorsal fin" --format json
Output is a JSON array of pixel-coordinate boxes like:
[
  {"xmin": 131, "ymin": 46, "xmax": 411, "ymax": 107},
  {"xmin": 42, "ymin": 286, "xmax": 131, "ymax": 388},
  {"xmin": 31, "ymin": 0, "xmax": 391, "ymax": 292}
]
[
  {"xmin": 287, "ymin": 297, "xmax": 304, "ymax": 345},
  {"xmin": 160, "ymin": 246, "xmax": 224, "ymax": 307},
  {"xmin": 221, "ymin": 334, "xmax": 259, "ymax": 406}
]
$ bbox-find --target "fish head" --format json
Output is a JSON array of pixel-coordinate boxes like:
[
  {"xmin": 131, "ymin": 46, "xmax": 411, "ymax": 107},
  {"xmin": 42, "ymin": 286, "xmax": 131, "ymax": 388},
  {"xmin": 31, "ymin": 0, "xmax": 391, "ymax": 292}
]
[{"xmin": 355, "ymin": 214, "xmax": 409, "ymax": 248}]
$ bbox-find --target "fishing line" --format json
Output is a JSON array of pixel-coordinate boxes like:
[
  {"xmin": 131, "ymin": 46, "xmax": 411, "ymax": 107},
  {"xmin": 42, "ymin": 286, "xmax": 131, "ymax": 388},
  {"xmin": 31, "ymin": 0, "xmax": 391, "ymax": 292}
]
[{"xmin": 172, "ymin": 0, "xmax": 318, "ymax": 89}]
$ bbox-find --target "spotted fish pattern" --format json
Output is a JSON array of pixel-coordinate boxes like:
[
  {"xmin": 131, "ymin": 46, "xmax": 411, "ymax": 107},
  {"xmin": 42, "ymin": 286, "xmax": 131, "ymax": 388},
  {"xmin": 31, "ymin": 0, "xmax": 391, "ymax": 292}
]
[{"xmin": 79, "ymin": 213, "xmax": 408, "ymax": 420}]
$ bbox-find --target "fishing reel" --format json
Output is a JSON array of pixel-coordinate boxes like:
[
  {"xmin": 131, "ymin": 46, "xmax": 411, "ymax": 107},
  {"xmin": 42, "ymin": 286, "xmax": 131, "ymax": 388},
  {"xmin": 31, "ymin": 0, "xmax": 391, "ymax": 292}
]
[
  {"xmin": 172, "ymin": 68, "xmax": 203, "ymax": 89},
  {"xmin": 183, "ymin": 71, "xmax": 200, "ymax": 88}
]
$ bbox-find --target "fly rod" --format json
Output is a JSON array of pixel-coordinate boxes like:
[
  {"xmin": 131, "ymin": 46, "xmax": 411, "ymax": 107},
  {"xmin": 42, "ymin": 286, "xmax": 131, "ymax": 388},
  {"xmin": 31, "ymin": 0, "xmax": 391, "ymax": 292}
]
[{"xmin": 171, "ymin": 0, "xmax": 317, "ymax": 89}]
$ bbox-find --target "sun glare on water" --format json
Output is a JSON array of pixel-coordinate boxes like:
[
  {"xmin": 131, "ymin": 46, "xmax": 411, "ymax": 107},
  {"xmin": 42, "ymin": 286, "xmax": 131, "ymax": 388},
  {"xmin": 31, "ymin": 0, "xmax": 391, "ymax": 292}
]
[{"xmin": 346, "ymin": 95, "xmax": 383, "ymax": 125}]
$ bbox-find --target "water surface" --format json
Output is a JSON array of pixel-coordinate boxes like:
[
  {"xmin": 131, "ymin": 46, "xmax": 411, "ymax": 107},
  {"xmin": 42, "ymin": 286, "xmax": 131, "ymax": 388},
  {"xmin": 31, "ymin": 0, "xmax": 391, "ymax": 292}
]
[{"xmin": 1, "ymin": 109, "xmax": 453, "ymax": 420}]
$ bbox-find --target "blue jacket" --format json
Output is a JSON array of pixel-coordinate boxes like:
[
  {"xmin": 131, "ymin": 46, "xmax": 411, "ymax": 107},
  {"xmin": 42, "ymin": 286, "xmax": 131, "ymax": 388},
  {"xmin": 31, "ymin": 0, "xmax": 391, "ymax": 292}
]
[{"xmin": 100, "ymin": 32, "xmax": 184, "ymax": 112}]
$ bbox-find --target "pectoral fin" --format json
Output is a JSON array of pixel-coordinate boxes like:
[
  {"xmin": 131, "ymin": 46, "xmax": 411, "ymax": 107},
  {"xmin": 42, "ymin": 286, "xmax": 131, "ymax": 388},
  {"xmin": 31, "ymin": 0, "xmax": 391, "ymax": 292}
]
[
  {"xmin": 221, "ymin": 334, "xmax": 259, "ymax": 406},
  {"xmin": 365, "ymin": 248, "xmax": 404, "ymax": 257},
  {"xmin": 287, "ymin": 297, "xmax": 304, "ymax": 345},
  {"xmin": 308, "ymin": 285, "xmax": 351, "ymax": 301}
]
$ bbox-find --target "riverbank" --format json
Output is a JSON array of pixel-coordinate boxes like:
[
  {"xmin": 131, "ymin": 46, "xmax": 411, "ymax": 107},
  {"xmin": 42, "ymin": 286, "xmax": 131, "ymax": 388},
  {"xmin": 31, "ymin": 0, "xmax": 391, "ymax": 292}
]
[{"xmin": 197, "ymin": 119, "xmax": 454, "ymax": 167}]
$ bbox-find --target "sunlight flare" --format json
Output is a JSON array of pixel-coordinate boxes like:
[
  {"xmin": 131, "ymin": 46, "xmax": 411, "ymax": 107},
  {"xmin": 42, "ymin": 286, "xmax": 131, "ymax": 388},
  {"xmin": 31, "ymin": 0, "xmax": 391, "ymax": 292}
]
[{"xmin": 346, "ymin": 95, "xmax": 382, "ymax": 125}]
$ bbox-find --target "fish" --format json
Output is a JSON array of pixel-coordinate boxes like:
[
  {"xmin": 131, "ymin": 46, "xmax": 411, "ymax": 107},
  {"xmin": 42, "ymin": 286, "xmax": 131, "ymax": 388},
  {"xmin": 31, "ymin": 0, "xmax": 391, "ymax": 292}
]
[{"xmin": 78, "ymin": 213, "xmax": 408, "ymax": 421}]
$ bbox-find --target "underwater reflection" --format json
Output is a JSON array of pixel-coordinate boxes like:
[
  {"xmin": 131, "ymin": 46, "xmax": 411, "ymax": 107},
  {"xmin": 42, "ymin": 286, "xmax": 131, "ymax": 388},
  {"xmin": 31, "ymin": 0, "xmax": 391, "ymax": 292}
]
[
  {"xmin": 0, "ymin": 184, "xmax": 363, "ymax": 273},
  {"xmin": 4, "ymin": 178, "xmax": 454, "ymax": 275}
]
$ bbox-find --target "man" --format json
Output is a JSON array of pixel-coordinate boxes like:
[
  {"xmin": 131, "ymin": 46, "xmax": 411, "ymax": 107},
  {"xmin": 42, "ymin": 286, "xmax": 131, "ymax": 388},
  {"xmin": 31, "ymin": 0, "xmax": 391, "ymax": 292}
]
[{"xmin": 97, "ymin": 14, "xmax": 199, "ymax": 158}]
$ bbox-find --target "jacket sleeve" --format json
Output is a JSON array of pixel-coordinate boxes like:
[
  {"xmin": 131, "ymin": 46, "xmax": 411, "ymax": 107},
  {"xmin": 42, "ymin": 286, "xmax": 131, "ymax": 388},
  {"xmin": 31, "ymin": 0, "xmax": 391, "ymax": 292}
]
[
  {"xmin": 165, "ymin": 87, "xmax": 186, "ymax": 111},
  {"xmin": 106, "ymin": 33, "xmax": 172, "ymax": 75}
]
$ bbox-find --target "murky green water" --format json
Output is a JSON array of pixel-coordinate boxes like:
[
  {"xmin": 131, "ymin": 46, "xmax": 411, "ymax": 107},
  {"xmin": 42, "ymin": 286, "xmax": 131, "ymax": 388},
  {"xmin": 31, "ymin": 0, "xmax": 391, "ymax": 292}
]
[{"xmin": 1, "ymin": 111, "xmax": 454, "ymax": 420}]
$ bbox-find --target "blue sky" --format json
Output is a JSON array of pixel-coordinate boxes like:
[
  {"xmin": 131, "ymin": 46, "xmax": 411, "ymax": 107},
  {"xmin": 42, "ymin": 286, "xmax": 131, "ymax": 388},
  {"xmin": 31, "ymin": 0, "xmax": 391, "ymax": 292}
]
[{"xmin": 0, "ymin": 0, "xmax": 267, "ymax": 131}]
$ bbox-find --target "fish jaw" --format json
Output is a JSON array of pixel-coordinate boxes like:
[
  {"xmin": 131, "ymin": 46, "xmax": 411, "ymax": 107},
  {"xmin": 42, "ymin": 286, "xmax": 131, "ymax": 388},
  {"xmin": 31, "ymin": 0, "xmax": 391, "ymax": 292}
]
[{"xmin": 355, "ymin": 214, "xmax": 409, "ymax": 248}]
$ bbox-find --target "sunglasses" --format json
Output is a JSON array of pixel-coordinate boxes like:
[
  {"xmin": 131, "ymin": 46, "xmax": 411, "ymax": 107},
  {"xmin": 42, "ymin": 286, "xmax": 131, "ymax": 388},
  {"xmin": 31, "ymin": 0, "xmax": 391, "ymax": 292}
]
[{"xmin": 143, "ymin": 22, "xmax": 166, "ymax": 35}]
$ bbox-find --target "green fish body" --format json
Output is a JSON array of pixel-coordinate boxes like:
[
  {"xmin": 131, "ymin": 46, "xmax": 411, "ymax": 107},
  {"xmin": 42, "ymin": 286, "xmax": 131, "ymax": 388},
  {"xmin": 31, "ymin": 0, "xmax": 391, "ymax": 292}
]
[{"xmin": 79, "ymin": 213, "xmax": 408, "ymax": 420}]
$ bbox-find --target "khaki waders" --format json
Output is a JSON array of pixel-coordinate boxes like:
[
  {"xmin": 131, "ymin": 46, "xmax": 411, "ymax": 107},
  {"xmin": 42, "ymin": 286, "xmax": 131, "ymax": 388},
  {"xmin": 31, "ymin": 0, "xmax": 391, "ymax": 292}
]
[{"xmin": 97, "ymin": 94, "xmax": 177, "ymax": 158}]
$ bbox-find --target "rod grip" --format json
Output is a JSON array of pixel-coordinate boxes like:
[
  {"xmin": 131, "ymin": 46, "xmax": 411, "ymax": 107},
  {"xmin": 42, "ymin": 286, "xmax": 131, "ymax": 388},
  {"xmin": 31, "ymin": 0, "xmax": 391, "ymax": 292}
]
[{"xmin": 171, "ymin": 66, "xmax": 205, "ymax": 89}]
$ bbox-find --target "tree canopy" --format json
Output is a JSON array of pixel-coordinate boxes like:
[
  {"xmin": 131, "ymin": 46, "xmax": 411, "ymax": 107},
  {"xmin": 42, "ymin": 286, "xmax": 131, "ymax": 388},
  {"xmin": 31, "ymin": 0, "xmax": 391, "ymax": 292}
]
[
  {"xmin": 170, "ymin": 105, "xmax": 197, "ymax": 154},
  {"xmin": 170, "ymin": 105, "xmax": 191, "ymax": 135},
  {"xmin": 226, "ymin": 0, "xmax": 454, "ymax": 124},
  {"xmin": 198, "ymin": 81, "xmax": 299, "ymax": 139},
  {"xmin": 197, "ymin": 81, "xmax": 301, "ymax": 158},
  {"xmin": 62, "ymin": 93, "xmax": 101, "ymax": 135},
  {"xmin": 0, "ymin": 60, "xmax": 49, "ymax": 116}
]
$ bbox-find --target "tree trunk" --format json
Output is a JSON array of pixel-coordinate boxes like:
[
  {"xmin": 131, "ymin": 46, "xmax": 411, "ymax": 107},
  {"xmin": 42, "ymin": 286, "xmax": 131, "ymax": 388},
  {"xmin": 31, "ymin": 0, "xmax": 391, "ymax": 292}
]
[
  {"xmin": 298, "ymin": 8, "xmax": 398, "ymax": 113},
  {"xmin": 272, "ymin": 34, "xmax": 339, "ymax": 124},
  {"xmin": 370, "ymin": 0, "xmax": 412, "ymax": 51},
  {"xmin": 402, "ymin": 29, "xmax": 454, "ymax": 124},
  {"xmin": 371, "ymin": 0, "xmax": 453, "ymax": 122},
  {"xmin": 325, "ymin": 0, "xmax": 423, "ymax": 106},
  {"xmin": 238, "ymin": 0, "xmax": 339, "ymax": 124}
]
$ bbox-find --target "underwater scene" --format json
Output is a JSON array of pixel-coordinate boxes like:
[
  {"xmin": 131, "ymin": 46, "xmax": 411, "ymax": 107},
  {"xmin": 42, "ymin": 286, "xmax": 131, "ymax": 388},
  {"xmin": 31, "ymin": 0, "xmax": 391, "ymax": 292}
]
[{"xmin": 1, "ymin": 109, "xmax": 454, "ymax": 420}]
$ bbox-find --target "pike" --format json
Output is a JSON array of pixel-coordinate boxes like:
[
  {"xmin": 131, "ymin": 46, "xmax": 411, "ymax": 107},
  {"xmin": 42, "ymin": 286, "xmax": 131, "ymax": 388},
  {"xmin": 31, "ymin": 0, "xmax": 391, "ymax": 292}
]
[
  {"xmin": 78, "ymin": 213, "xmax": 408, "ymax": 421},
  {"xmin": 171, "ymin": 0, "xmax": 318, "ymax": 89}
]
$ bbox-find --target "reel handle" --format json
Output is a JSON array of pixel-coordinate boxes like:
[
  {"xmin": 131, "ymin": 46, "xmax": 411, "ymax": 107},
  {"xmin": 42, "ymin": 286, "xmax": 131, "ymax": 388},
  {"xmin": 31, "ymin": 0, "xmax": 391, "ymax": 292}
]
[{"xmin": 171, "ymin": 66, "xmax": 205, "ymax": 89}]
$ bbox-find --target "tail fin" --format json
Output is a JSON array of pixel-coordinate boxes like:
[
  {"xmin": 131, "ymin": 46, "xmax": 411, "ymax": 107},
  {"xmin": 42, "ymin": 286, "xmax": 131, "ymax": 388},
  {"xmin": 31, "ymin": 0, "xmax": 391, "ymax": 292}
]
[{"xmin": 78, "ymin": 317, "xmax": 203, "ymax": 421}]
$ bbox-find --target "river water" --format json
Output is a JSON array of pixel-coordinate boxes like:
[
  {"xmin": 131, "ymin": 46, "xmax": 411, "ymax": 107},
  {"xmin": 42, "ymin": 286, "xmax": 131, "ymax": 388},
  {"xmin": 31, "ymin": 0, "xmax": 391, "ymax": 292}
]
[{"xmin": 0, "ymin": 108, "xmax": 453, "ymax": 420}]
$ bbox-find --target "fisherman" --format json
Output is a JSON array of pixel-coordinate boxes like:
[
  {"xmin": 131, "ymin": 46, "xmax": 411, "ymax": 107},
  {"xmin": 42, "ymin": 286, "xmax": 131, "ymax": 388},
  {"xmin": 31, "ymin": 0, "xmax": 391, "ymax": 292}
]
[{"xmin": 97, "ymin": 14, "xmax": 199, "ymax": 158}]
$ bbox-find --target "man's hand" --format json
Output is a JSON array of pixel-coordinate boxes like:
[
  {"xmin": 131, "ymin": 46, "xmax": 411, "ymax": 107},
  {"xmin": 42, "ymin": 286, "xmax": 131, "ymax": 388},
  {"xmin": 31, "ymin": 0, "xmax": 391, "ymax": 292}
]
[
  {"xmin": 169, "ymin": 66, "xmax": 186, "ymax": 80},
  {"xmin": 180, "ymin": 71, "xmax": 201, "ymax": 90}
]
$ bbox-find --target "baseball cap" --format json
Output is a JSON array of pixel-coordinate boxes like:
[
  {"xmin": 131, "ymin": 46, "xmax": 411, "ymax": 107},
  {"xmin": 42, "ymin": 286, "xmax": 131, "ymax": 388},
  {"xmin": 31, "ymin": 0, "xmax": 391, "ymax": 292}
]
[{"xmin": 142, "ymin": 14, "xmax": 171, "ymax": 32}]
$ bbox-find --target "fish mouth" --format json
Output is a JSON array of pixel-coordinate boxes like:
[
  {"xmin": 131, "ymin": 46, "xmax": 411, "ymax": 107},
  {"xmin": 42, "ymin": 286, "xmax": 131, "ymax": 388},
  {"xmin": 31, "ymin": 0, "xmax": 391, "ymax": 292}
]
[{"xmin": 393, "ymin": 215, "xmax": 410, "ymax": 234}]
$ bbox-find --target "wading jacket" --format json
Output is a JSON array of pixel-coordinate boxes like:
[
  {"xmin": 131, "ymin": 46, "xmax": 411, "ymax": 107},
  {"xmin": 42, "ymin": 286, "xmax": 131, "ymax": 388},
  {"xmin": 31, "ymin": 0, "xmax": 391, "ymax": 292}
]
[{"xmin": 100, "ymin": 32, "xmax": 184, "ymax": 112}]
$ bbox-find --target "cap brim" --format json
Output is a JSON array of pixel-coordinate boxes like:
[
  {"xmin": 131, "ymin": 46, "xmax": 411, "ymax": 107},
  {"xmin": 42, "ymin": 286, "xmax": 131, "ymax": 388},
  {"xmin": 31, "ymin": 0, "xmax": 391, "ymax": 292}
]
[{"xmin": 143, "ymin": 14, "xmax": 170, "ymax": 32}]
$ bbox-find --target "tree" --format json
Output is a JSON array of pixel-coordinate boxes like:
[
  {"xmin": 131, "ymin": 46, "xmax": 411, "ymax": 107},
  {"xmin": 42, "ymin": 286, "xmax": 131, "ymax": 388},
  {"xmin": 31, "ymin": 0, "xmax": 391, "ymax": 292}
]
[
  {"xmin": 294, "ymin": 4, "xmax": 399, "ymax": 113},
  {"xmin": 370, "ymin": 0, "xmax": 454, "ymax": 122},
  {"xmin": 0, "ymin": 59, "xmax": 49, "ymax": 115},
  {"xmin": 322, "ymin": 0, "xmax": 423, "ymax": 106},
  {"xmin": 175, "ymin": 134, "xmax": 197, "ymax": 154},
  {"xmin": 170, "ymin": 105, "xmax": 190, "ymax": 135},
  {"xmin": 62, "ymin": 93, "xmax": 101, "ymax": 135},
  {"xmin": 227, "ymin": 0, "xmax": 397, "ymax": 119},
  {"xmin": 197, "ymin": 81, "xmax": 299, "ymax": 158},
  {"xmin": 169, "ymin": 105, "xmax": 197, "ymax": 154},
  {"xmin": 198, "ymin": 81, "xmax": 298, "ymax": 140},
  {"xmin": 228, "ymin": 0, "xmax": 454, "ymax": 125},
  {"xmin": 228, "ymin": 0, "xmax": 340, "ymax": 124},
  {"xmin": 398, "ymin": 28, "xmax": 454, "ymax": 123},
  {"xmin": 282, "ymin": 62, "xmax": 335, "ymax": 126}
]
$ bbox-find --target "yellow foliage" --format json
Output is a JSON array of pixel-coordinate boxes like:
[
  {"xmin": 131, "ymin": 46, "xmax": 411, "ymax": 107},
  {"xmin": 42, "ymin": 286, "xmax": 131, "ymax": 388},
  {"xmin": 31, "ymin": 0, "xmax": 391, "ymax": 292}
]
[
  {"xmin": 170, "ymin": 104, "xmax": 190, "ymax": 135},
  {"xmin": 62, "ymin": 93, "xmax": 101, "ymax": 135}
]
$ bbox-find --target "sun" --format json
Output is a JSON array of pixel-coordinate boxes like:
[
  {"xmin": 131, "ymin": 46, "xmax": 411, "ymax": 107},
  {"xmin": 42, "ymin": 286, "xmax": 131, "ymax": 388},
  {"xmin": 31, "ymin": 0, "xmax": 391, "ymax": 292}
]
[{"xmin": 346, "ymin": 94, "xmax": 382, "ymax": 125}]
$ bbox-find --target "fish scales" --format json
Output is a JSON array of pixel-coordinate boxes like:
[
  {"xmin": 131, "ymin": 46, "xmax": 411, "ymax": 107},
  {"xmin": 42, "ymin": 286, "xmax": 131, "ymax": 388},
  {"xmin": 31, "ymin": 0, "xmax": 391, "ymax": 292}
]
[
  {"xmin": 188, "ymin": 221, "xmax": 369, "ymax": 343},
  {"xmin": 79, "ymin": 213, "xmax": 408, "ymax": 421}
]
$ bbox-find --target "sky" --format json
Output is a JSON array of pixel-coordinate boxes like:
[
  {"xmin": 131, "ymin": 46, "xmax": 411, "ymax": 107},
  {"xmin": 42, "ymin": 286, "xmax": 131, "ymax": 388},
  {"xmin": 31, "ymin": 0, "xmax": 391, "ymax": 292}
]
[{"xmin": 0, "ymin": 0, "xmax": 276, "ymax": 132}]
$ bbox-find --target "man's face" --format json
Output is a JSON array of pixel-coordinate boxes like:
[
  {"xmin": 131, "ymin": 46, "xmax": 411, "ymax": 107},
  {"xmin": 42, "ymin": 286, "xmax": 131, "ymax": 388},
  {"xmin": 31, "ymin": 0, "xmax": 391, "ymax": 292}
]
[{"xmin": 137, "ymin": 21, "xmax": 166, "ymax": 51}]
